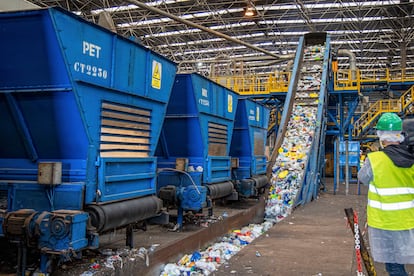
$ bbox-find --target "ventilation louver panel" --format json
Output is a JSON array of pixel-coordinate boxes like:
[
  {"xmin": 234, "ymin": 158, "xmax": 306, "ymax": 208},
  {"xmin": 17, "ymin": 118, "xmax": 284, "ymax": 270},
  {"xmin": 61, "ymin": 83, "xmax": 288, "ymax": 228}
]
[
  {"xmin": 208, "ymin": 122, "xmax": 228, "ymax": 156},
  {"xmin": 100, "ymin": 102, "xmax": 151, "ymax": 158}
]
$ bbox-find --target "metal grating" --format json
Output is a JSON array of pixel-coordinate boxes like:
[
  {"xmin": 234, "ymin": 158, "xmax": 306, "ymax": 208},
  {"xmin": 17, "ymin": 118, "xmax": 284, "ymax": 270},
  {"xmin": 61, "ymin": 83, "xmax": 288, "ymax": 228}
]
[
  {"xmin": 208, "ymin": 122, "xmax": 228, "ymax": 156},
  {"xmin": 100, "ymin": 102, "xmax": 151, "ymax": 158}
]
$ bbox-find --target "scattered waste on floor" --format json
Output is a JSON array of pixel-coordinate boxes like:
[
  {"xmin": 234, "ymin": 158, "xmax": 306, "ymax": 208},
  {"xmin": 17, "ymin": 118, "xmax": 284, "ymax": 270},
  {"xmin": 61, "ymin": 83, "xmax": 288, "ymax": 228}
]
[{"xmin": 159, "ymin": 222, "xmax": 273, "ymax": 276}]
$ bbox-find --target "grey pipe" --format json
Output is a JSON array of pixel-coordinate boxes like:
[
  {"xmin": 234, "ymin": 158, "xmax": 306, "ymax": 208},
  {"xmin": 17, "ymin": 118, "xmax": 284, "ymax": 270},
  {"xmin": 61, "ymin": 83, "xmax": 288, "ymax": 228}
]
[
  {"xmin": 286, "ymin": 60, "xmax": 294, "ymax": 71},
  {"xmin": 126, "ymin": 0, "xmax": 293, "ymax": 61},
  {"xmin": 338, "ymin": 49, "xmax": 357, "ymax": 80}
]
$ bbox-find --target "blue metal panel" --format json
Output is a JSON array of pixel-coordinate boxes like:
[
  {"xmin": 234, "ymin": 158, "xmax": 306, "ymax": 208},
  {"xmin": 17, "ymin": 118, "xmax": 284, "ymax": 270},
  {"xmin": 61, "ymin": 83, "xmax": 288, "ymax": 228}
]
[
  {"xmin": 253, "ymin": 156, "xmax": 267, "ymax": 175},
  {"xmin": 0, "ymin": 92, "xmax": 88, "ymax": 163},
  {"xmin": 192, "ymin": 74, "xmax": 237, "ymax": 122},
  {"xmin": 0, "ymin": 10, "xmax": 71, "ymax": 91},
  {"xmin": 0, "ymin": 159, "xmax": 87, "ymax": 182},
  {"xmin": 338, "ymin": 141, "xmax": 360, "ymax": 166},
  {"xmin": 156, "ymin": 73, "xmax": 238, "ymax": 185},
  {"xmin": 97, "ymin": 158, "xmax": 157, "ymax": 202},
  {"xmin": 230, "ymin": 98, "xmax": 270, "ymax": 179},
  {"xmin": 4, "ymin": 183, "xmax": 84, "ymax": 211},
  {"xmin": 205, "ymin": 156, "xmax": 231, "ymax": 183},
  {"xmin": 48, "ymin": 8, "xmax": 176, "ymax": 102}
]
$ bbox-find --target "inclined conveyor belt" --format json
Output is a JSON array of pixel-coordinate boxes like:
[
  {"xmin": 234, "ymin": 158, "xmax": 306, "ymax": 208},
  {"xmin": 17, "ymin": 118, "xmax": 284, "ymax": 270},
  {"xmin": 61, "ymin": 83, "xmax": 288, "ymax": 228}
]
[{"xmin": 265, "ymin": 33, "xmax": 330, "ymax": 222}]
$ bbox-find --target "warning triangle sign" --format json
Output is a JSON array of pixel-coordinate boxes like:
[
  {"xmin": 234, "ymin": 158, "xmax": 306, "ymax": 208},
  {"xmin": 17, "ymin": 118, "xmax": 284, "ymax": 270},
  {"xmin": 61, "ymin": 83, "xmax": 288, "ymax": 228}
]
[
  {"xmin": 152, "ymin": 61, "xmax": 162, "ymax": 89},
  {"xmin": 153, "ymin": 63, "xmax": 160, "ymax": 80}
]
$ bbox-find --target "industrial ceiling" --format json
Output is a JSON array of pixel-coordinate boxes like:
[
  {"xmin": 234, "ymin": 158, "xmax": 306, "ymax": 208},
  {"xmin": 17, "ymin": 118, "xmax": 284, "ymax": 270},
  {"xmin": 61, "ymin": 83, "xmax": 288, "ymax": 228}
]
[{"xmin": 20, "ymin": 1, "xmax": 414, "ymax": 76}]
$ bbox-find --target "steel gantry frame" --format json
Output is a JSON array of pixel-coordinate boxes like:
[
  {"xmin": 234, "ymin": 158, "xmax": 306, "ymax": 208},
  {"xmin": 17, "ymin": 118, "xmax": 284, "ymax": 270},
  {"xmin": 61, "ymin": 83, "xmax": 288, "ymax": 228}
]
[{"xmin": 15, "ymin": 0, "xmax": 414, "ymax": 77}]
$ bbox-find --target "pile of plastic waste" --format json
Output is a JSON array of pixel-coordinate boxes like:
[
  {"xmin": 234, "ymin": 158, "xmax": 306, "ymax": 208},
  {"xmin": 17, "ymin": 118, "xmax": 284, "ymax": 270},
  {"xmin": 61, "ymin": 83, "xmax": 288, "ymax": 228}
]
[
  {"xmin": 265, "ymin": 104, "xmax": 317, "ymax": 223},
  {"xmin": 160, "ymin": 222, "xmax": 273, "ymax": 276}
]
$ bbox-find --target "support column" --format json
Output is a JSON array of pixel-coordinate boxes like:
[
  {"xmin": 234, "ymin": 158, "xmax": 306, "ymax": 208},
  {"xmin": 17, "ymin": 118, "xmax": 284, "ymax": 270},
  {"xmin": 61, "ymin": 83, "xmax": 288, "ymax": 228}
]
[{"xmin": 400, "ymin": 40, "xmax": 407, "ymax": 70}]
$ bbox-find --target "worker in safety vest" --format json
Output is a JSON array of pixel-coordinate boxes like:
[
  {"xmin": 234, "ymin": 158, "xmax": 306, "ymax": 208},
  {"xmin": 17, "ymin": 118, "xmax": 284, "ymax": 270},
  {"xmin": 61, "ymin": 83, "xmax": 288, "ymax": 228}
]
[{"xmin": 358, "ymin": 112, "xmax": 414, "ymax": 276}]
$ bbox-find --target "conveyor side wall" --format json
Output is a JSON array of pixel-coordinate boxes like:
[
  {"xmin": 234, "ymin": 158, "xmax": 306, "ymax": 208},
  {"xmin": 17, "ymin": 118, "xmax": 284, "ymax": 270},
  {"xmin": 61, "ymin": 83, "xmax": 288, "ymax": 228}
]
[
  {"xmin": 298, "ymin": 35, "xmax": 331, "ymax": 205},
  {"xmin": 266, "ymin": 37, "xmax": 305, "ymax": 178}
]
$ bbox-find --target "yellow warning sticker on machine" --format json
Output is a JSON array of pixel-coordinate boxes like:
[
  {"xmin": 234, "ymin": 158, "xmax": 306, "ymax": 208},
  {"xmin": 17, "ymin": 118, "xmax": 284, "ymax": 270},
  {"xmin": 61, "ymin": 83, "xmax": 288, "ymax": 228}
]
[
  {"xmin": 227, "ymin": 94, "xmax": 233, "ymax": 113},
  {"xmin": 151, "ymin": 61, "xmax": 162, "ymax": 89}
]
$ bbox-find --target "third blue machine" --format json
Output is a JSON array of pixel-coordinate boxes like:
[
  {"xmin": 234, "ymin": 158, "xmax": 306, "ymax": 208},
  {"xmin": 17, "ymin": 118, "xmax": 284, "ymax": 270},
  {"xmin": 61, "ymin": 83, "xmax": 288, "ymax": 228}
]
[{"xmin": 156, "ymin": 74, "xmax": 270, "ymax": 228}]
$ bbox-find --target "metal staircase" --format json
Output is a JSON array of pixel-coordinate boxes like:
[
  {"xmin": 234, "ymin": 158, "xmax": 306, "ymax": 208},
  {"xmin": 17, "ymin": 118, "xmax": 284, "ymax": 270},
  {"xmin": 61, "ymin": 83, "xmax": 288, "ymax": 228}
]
[{"xmin": 352, "ymin": 85, "xmax": 414, "ymax": 138}]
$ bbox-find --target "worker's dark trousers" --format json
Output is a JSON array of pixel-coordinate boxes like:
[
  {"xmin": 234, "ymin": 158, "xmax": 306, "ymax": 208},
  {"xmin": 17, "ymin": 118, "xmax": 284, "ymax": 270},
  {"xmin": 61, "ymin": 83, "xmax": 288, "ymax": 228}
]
[{"xmin": 385, "ymin": 263, "xmax": 408, "ymax": 276}]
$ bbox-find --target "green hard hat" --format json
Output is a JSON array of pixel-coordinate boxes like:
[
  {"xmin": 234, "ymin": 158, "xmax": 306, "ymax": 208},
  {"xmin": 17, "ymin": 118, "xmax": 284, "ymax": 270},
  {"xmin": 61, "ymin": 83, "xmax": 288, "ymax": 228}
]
[{"xmin": 375, "ymin": 112, "xmax": 402, "ymax": 131}]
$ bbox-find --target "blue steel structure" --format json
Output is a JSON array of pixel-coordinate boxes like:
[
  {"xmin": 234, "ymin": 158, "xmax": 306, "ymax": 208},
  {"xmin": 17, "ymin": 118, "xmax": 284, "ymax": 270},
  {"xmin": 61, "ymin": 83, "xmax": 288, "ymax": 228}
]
[
  {"xmin": 0, "ymin": 7, "xmax": 176, "ymax": 273},
  {"xmin": 230, "ymin": 98, "xmax": 270, "ymax": 197},
  {"xmin": 155, "ymin": 73, "xmax": 239, "ymax": 228}
]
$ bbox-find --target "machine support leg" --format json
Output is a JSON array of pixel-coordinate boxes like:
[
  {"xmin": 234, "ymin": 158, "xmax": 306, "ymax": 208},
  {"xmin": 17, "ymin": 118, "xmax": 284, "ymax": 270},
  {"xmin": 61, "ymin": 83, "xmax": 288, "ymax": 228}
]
[
  {"xmin": 126, "ymin": 225, "xmax": 134, "ymax": 248},
  {"xmin": 39, "ymin": 253, "xmax": 50, "ymax": 274},
  {"xmin": 207, "ymin": 197, "xmax": 213, "ymax": 217},
  {"xmin": 17, "ymin": 242, "xmax": 27, "ymax": 276}
]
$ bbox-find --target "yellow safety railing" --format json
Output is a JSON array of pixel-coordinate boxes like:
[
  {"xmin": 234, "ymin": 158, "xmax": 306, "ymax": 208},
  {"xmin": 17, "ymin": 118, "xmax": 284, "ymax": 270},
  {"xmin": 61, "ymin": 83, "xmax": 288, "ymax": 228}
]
[
  {"xmin": 334, "ymin": 67, "xmax": 414, "ymax": 92},
  {"xmin": 333, "ymin": 70, "xmax": 361, "ymax": 92},
  {"xmin": 352, "ymin": 99, "xmax": 401, "ymax": 137},
  {"xmin": 213, "ymin": 68, "xmax": 413, "ymax": 96},
  {"xmin": 267, "ymin": 71, "xmax": 290, "ymax": 93},
  {"xmin": 401, "ymin": 85, "xmax": 414, "ymax": 115},
  {"xmin": 211, "ymin": 71, "xmax": 290, "ymax": 95},
  {"xmin": 387, "ymin": 68, "xmax": 414, "ymax": 83}
]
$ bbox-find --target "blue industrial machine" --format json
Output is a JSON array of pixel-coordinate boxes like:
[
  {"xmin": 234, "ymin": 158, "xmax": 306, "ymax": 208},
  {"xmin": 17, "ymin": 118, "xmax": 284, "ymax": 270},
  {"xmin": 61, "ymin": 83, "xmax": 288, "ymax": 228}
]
[
  {"xmin": 333, "ymin": 140, "xmax": 360, "ymax": 194},
  {"xmin": 0, "ymin": 7, "xmax": 176, "ymax": 273},
  {"xmin": 230, "ymin": 98, "xmax": 270, "ymax": 197},
  {"xmin": 155, "ymin": 73, "xmax": 239, "ymax": 228}
]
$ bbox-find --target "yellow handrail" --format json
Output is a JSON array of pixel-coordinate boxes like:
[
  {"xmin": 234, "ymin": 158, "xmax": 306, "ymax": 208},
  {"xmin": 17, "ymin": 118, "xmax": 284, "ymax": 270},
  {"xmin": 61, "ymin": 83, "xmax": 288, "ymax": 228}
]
[
  {"xmin": 401, "ymin": 86, "xmax": 414, "ymax": 115},
  {"xmin": 353, "ymin": 85, "xmax": 414, "ymax": 138},
  {"xmin": 333, "ymin": 70, "xmax": 360, "ymax": 92},
  {"xmin": 333, "ymin": 67, "xmax": 414, "ymax": 92},
  {"xmin": 212, "ymin": 67, "xmax": 414, "ymax": 96},
  {"xmin": 352, "ymin": 99, "xmax": 401, "ymax": 137},
  {"xmin": 211, "ymin": 72, "xmax": 290, "ymax": 95}
]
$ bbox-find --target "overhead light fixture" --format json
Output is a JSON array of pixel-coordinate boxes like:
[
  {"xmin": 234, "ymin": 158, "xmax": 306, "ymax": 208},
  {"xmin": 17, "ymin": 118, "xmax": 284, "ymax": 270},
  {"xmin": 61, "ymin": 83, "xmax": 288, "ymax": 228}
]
[{"xmin": 244, "ymin": 6, "xmax": 255, "ymax": 17}]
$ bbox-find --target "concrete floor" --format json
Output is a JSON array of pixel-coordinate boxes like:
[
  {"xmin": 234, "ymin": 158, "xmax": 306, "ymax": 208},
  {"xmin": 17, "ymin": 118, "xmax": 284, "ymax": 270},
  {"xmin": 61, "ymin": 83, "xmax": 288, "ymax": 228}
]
[{"xmin": 214, "ymin": 179, "xmax": 414, "ymax": 276}]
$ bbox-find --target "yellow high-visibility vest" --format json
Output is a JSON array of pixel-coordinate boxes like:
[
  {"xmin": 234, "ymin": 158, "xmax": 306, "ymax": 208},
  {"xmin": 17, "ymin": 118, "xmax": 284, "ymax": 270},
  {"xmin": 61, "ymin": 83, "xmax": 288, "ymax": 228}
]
[{"xmin": 367, "ymin": 151, "xmax": 414, "ymax": 230}]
